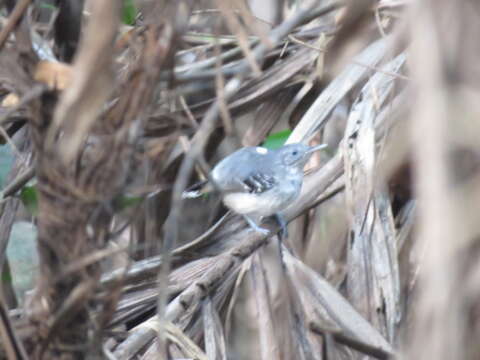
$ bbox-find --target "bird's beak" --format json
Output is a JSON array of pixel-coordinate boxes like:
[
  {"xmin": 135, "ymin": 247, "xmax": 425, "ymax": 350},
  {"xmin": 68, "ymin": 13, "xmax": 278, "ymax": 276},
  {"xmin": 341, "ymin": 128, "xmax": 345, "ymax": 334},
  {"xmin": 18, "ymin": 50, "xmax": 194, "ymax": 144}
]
[{"xmin": 306, "ymin": 143, "xmax": 328, "ymax": 154}]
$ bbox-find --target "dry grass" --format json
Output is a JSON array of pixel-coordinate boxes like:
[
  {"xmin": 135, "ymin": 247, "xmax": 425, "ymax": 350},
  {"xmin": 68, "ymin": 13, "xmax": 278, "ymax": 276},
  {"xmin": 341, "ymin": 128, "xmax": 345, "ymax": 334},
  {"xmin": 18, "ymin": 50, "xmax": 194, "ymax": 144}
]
[{"xmin": 0, "ymin": 0, "xmax": 479, "ymax": 359}]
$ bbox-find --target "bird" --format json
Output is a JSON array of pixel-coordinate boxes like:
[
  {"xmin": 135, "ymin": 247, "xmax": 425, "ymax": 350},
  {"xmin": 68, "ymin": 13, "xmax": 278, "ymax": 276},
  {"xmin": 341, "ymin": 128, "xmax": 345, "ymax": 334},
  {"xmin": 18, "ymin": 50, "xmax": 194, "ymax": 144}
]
[{"xmin": 183, "ymin": 143, "xmax": 327, "ymax": 236}]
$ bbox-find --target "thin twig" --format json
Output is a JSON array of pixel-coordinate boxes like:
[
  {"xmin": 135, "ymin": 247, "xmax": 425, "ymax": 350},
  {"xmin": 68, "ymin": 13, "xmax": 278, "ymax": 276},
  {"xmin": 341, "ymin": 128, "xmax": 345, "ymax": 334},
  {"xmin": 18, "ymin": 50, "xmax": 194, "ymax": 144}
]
[
  {"xmin": 214, "ymin": 0, "xmax": 262, "ymax": 75},
  {"xmin": 0, "ymin": 293, "xmax": 28, "ymax": 360},
  {"xmin": 168, "ymin": 1, "xmax": 343, "ymax": 82},
  {"xmin": 289, "ymin": 34, "xmax": 409, "ymax": 81},
  {"xmin": 0, "ymin": 0, "xmax": 33, "ymax": 51},
  {"xmin": 309, "ymin": 322, "xmax": 394, "ymax": 360},
  {"xmin": 0, "ymin": 124, "xmax": 21, "ymax": 160},
  {"xmin": 214, "ymin": 28, "xmax": 234, "ymax": 135},
  {"xmin": 0, "ymin": 85, "xmax": 46, "ymax": 126},
  {"xmin": 1, "ymin": 166, "xmax": 34, "ymax": 198},
  {"xmin": 191, "ymin": 8, "xmax": 274, "ymax": 27}
]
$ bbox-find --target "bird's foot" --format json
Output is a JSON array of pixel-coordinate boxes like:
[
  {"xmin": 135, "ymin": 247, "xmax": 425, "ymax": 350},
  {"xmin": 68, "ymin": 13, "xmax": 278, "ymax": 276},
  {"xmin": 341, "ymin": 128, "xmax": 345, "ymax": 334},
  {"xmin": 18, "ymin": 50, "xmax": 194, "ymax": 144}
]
[
  {"xmin": 255, "ymin": 226, "xmax": 270, "ymax": 235},
  {"xmin": 243, "ymin": 215, "xmax": 270, "ymax": 235},
  {"xmin": 274, "ymin": 213, "xmax": 288, "ymax": 240}
]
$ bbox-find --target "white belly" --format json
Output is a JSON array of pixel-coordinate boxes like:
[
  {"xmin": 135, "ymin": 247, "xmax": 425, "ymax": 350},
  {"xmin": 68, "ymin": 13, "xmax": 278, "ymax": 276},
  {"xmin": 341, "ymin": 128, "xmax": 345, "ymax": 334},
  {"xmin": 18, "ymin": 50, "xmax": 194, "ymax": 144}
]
[
  {"xmin": 223, "ymin": 193, "xmax": 264, "ymax": 215},
  {"xmin": 223, "ymin": 184, "xmax": 300, "ymax": 217}
]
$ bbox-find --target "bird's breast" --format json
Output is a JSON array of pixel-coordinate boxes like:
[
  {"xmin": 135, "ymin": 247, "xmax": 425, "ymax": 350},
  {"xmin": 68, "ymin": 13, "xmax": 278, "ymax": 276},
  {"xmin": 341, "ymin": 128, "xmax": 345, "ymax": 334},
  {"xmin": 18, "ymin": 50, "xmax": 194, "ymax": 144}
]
[{"xmin": 222, "ymin": 173, "xmax": 302, "ymax": 217}]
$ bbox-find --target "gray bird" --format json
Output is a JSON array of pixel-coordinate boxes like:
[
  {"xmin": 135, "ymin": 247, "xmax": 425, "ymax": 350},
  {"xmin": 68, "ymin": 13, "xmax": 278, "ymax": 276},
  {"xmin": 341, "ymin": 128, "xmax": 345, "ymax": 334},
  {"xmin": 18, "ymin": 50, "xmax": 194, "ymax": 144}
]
[{"xmin": 183, "ymin": 143, "xmax": 327, "ymax": 235}]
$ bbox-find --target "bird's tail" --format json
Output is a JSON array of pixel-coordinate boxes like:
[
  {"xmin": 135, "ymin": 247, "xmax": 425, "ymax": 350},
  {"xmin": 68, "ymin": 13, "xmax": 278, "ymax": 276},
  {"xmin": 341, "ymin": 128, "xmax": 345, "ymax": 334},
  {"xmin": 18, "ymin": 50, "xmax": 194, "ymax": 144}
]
[{"xmin": 182, "ymin": 180, "xmax": 212, "ymax": 199}]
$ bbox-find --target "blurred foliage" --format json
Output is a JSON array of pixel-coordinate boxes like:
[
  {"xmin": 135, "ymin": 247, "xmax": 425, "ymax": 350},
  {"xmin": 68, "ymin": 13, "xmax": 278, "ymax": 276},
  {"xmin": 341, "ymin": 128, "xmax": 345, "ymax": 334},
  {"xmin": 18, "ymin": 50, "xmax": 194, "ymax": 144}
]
[
  {"xmin": 0, "ymin": 146, "xmax": 12, "ymax": 188},
  {"xmin": 20, "ymin": 185, "xmax": 38, "ymax": 216},
  {"xmin": 262, "ymin": 129, "xmax": 292, "ymax": 149},
  {"xmin": 116, "ymin": 194, "xmax": 143, "ymax": 210},
  {"xmin": 38, "ymin": 2, "xmax": 57, "ymax": 11},
  {"xmin": 1, "ymin": 266, "xmax": 12, "ymax": 284},
  {"xmin": 122, "ymin": 0, "xmax": 137, "ymax": 25}
]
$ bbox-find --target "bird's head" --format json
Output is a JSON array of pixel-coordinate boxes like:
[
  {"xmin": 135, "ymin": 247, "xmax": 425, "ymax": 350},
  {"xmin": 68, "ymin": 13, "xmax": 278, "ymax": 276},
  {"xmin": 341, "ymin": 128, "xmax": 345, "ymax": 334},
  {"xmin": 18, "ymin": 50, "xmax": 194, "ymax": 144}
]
[{"xmin": 278, "ymin": 143, "xmax": 327, "ymax": 168}]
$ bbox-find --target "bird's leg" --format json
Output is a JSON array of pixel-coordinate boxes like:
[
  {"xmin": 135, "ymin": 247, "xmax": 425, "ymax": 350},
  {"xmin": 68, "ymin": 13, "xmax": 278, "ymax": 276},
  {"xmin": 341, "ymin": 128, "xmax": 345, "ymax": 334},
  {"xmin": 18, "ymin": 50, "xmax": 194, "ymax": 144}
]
[
  {"xmin": 272, "ymin": 214, "xmax": 287, "ymax": 272},
  {"xmin": 243, "ymin": 215, "xmax": 270, "ymax": 235},
  {"xmin": 273, "ymin": 213, "xmax": 288, "ymax": 240}
]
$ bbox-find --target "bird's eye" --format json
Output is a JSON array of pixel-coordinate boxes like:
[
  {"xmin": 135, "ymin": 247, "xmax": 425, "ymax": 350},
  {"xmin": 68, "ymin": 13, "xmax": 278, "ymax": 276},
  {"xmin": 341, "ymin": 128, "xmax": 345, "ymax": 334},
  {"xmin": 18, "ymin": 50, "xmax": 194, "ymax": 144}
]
[{"xmin": 292, "ymin": 151, "xmax": 298, "ymax": 156}]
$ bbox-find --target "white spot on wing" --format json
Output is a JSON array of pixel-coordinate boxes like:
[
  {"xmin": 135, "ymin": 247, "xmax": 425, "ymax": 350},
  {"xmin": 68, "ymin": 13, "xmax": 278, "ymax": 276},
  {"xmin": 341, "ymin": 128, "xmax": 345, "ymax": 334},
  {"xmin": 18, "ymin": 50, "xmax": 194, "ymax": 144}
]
[{"xmin": 255, "ymin": 147, "xmax": 268, "ymax": 155}]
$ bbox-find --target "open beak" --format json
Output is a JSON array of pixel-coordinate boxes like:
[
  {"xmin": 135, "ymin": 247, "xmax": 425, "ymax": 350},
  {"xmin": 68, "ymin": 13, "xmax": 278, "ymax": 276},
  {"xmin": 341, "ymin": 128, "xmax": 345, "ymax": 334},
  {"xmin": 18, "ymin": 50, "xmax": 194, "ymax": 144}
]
[{"xmin": 306, "ymin": 143, "xmax": 328, "ymax": 154}]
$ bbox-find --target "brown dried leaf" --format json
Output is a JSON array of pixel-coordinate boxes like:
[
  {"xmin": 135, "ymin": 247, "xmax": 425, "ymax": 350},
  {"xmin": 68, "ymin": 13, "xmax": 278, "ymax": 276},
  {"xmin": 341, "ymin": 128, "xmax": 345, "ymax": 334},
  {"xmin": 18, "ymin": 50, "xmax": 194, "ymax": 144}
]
[
  {"xmin": 1, "ymin": 93, "xmax": 19, "ymax": 107},
  {"xmin": 34, "ymin": 61, "xmax": 72, "ymax": 90}
]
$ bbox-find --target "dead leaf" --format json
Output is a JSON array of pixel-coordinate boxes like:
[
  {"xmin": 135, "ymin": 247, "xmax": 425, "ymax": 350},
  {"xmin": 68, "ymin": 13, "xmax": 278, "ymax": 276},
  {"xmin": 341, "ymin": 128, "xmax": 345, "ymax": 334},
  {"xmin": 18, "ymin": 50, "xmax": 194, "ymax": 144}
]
[
  {"xmin": 1, "ymin": 93, "xmax": 19, "ymax": 107},
  {"xmin": 34, "ymin": 60, "xmax": 73, "ymax": 90}
]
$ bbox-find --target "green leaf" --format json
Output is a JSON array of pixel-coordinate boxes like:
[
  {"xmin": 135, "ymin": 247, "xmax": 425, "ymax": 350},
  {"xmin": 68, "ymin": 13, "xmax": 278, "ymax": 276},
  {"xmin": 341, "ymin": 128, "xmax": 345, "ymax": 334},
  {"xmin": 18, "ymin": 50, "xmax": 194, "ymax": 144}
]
[
  {"xmin": 39, "ymin": 2, "xmax": 57, "ymax": 11},
  {"xmin": 20, "ymin": 186, "xmax": 38, "ymax": 216},
  {"xmin": 2, "ymin": 268, "xmax": 12, "ymax": 285},
  {"xmin": 122, "ymin": 0, "xmax": 137, "ymax": 25},
  {"xmin": 262, "ymin": 129, "xmax": 292, "ymax": 150},
  {"xmin": 117, "ymin": 195, "xmax": 143, "ymax": 210}
]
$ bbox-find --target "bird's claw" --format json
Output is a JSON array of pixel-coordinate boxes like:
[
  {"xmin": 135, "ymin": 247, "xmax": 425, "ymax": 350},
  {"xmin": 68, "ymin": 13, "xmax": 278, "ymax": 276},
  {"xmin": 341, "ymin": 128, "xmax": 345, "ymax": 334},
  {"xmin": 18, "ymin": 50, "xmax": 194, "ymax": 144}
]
[
  {"xmin": 274, "ymin": 213, "xmax": 288, "ymax": 240},
  {"xmin": 255, "ymin": 226, "xmax": 270, "ymax": 235},
  {"xmin": 243, "ymin": 215, "xmax": 270, "ymax": 235}
]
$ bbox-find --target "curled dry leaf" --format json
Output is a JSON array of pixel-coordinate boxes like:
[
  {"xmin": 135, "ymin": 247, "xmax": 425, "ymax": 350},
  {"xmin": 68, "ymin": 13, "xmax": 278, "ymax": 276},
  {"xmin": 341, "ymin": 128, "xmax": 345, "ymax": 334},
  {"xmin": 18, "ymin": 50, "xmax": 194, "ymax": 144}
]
[
  {"xmin": 33, "ymin": 60, "xmax": 72, "ymax": 90},
  {"xmin": 1, "ymin": 93, "xmax": 19, "ymax": 107}
]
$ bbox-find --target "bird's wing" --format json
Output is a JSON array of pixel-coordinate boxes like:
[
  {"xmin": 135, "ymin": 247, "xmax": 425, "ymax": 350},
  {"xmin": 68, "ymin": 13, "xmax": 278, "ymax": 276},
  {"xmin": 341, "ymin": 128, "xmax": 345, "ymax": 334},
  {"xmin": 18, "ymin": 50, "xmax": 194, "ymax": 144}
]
[
  {"xmin": 211, "ymin": 147, "xmax": 277, "ymax": 193},
  {"xmin": 241, "ymin": 172, "xmax": 276, "ymax": 193},
  {"xmin": 215, "ymin": 170, "xmax": 276, "ymax": 194}
]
